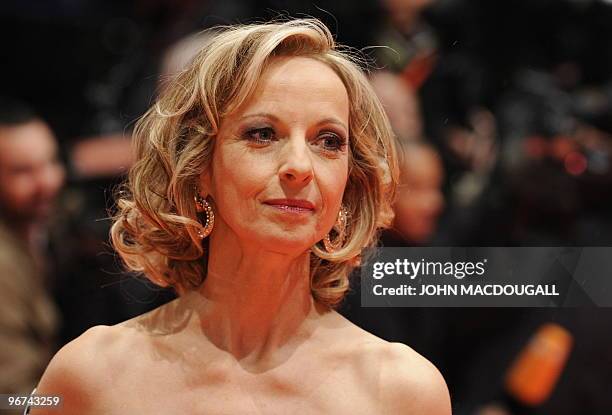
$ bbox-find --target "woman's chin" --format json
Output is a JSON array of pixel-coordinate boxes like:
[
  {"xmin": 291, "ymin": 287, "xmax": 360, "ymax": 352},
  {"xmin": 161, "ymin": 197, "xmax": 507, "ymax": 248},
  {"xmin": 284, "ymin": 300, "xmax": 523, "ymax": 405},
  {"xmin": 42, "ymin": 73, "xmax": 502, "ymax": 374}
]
[{"xmin": 248, "ymin": 231, "xmax": 318, "ymax": 256}]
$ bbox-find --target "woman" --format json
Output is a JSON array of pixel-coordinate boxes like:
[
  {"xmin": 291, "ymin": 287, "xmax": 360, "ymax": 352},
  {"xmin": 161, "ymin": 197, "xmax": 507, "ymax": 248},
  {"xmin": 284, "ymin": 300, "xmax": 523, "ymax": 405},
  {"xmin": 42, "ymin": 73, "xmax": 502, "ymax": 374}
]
[{"xmin": 32, "ymin": 19, "xmax": 451, "ymax": 414}]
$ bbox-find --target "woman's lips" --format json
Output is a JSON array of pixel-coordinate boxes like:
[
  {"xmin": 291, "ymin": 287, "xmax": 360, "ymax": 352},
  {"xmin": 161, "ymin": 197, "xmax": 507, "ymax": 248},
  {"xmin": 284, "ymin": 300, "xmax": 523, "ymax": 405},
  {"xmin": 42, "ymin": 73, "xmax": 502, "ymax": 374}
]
[{"xmin": 263, "ymin": 198, "xmax": 315, "ymax": 213}]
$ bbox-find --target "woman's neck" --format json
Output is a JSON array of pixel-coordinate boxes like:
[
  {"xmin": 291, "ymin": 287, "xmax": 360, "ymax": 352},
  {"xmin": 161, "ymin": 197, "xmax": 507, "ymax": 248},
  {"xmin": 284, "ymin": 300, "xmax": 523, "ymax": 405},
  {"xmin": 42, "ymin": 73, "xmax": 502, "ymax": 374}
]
[{"xmin": 191, "ymin": 229, "xmax": 326, "ymax": 367}]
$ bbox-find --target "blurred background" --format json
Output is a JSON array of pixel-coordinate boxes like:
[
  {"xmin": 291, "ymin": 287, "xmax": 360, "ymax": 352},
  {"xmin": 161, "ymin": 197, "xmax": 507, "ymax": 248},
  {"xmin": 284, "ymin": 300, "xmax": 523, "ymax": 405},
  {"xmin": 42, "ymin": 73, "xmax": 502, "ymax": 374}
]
[{"xmin": 1, "ymin": 0, "xmax": 611, "ymax": 414}]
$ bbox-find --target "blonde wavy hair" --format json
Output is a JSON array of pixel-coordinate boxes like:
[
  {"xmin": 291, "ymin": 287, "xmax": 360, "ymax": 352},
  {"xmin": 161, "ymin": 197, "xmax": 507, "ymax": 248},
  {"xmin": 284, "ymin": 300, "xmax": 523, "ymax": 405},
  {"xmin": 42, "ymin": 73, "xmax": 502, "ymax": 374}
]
[{"xmin": 110, "ymin": 18, "xmax": 399, "ymax": 308}]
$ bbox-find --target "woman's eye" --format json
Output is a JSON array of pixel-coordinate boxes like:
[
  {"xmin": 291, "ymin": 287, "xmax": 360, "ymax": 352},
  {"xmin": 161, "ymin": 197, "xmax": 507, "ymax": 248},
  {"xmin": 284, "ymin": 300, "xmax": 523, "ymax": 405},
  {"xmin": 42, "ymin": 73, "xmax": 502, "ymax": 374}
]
[
  {"xmin": 244, "ymin": 127, "xmax": 276, "ymax": 144},
  {"xmin": 318, "ymin": 133, "xmax": 347, "ymax": 152}
]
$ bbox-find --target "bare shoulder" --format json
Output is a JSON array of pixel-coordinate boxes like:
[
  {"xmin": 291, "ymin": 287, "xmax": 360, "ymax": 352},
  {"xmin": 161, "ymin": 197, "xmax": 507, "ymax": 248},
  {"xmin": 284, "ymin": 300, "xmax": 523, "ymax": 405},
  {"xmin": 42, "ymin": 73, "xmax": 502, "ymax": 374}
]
[
  {"xmin": 30, "ymin": 324, "xmax": 134, "ymax": 415},
  {"xmin": 325, "ymin": 312, "xmax": 451, "ymax": 415},
  {"xmin": 31, "ymin": 299, "xmax": 191, "ymax": 414},
  {"xmin": 377, "ymin": 342, "xmax": 452, "ymax": 415}
]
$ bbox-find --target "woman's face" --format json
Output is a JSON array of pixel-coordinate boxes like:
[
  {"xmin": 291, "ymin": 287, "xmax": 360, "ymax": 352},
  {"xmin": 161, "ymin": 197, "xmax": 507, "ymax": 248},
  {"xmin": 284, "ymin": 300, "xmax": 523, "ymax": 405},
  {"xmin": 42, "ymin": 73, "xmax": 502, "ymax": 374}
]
[{"xmin": 201, "ymin": 56, "xmax": 350, "ymax": 255}]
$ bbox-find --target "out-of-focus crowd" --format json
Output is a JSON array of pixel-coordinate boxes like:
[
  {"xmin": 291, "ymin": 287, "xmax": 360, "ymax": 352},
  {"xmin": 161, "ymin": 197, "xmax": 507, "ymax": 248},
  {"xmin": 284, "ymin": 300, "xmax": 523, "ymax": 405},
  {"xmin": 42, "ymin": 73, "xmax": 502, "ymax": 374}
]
[{"xmin": 1, "ymin": 0, "xmax": 612, "ymax": 414}]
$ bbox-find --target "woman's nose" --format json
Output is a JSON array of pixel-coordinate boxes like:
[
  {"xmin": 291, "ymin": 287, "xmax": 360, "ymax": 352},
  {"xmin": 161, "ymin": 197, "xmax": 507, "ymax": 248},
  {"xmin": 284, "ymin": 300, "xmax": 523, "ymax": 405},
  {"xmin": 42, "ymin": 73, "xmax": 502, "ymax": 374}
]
[{"xmin": 279, "ymin": 135, "xmax": 314, "ymax": 186}]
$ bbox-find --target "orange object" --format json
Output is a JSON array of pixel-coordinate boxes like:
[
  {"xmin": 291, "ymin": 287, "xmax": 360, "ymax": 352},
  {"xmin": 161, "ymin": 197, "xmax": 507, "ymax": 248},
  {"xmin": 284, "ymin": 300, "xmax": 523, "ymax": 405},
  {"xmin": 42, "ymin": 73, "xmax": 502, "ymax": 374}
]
[
  {"xmin": 400, "ymin": 51, "xmax": 437, "ymax": 90},
  {"xmin": 504, "ymin": 323, "xmax": 573, "ymax": 406}
]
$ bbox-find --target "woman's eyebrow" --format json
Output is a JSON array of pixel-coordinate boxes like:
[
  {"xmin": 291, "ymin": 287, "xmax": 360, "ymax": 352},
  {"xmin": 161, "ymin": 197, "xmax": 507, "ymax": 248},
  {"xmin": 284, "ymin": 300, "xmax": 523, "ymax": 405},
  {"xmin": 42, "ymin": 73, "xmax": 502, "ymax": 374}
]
[
  {"xmin": 316, "ymin": 117, "xmax": 348, "ymax": 134},
  {"xmin": 240, "ymin": 112, "xmax": 279, "ymax": 122},
  {"xmin": 240, "ymin": 113, "xmax": 348, "ymax": 132}
]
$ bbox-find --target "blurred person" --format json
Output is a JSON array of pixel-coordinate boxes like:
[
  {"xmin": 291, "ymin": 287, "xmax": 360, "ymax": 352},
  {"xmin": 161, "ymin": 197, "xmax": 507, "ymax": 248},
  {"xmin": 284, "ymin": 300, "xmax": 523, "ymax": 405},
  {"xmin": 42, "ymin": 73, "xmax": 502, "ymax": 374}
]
[
  {"xmin": 381, "ymin": 0, "xmax": 436, "ymax": 33},
  {"xmin": 384, "ymin": 141, "xmax": 445, "ymax": 246},
  {"xmin": 0, "ymin": 100, "xmax": 65, "ymax": 249},
  {"xmin": 33, "ymin": 19, "xmax": 450, "ymax": 414},
  {"xmin": 375, "ymin": 0, "xmax": 439, "ymax": 88},
  {"xmin": 0, "ymin": 98, "xmax": 64, "ymax": 399},
  {"xmin": 369, "ymin": 70, "xmax": 424, "ymax": 141}
]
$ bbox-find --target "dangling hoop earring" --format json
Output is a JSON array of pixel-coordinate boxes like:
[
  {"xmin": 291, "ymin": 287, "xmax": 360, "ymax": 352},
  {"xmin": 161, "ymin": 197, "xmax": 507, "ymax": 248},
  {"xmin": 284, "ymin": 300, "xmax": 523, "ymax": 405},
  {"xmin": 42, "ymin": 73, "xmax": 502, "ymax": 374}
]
[
  {"xmin": 194, "ymin": 193, "xmax": 215, "ymax": 239},
  {"xmin": 323, "ymin": 205, "xmax": 349, "ymax": 253}
]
